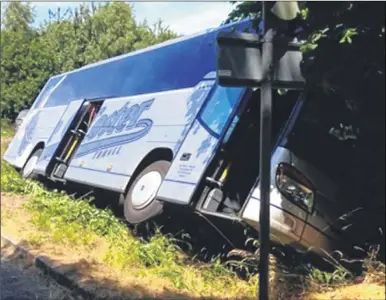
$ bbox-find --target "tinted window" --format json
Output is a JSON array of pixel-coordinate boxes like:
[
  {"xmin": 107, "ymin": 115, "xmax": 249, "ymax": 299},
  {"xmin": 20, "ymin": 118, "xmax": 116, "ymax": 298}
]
[
  {"xmin": 44, "ymin": 34, "xmax": 216, "ymax": 108},
  {"xmin": 70, "ymin": 61, "xmax": 120, "ymax": 99},
  {"xmin": 272, "ymin": 90, "xmax": 300, "ymax": 143},
  {"xmin": 41, "ymin": 21, "xmax": 255, "ymax": 109},
  {"xmin": 286, "ymin": 90, "xmax": 357, "ymax": 181},
  {"xmin": 45, "ymin": 75, "xmax": 77, "ymax": 107},
  {"xmin": 118, "ymin": 34, "xmax": 208, "ymax": 96},
  {"xmin": 33, "ymin": 75, "xmax": 64, "ymax": 108},
  {"xmin": 221, "ymin": 90, "xmax": 299, "ymax": 146},
  {"xmin": 200, "ymin": 86, "xmax": 244, "ymax": 136}
]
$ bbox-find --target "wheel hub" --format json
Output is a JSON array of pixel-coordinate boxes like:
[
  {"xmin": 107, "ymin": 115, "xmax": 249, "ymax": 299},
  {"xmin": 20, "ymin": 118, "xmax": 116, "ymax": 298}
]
[
  {"xmin": 23, "ymin": 155, "xmax": 39, "ymax": 178},
  {"xmin": 131, "ymin": 171, "xmax": 162, "ymax": 209}
]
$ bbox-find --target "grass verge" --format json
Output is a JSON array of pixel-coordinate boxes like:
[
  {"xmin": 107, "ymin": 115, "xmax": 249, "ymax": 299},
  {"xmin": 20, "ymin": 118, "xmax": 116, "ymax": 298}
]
[{"xmin": 1, "ymin": 119, "xmax": 15, "ymax": 138}]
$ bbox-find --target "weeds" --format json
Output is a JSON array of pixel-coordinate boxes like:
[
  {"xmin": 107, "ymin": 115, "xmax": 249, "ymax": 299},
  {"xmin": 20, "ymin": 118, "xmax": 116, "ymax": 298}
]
[
  {"xmin": 362, "ymin": 245, "xmax": 386, "ymax": 285},
  {"xmin": 309, "ymin": 265, "xmax": 352, "ymax": 287}
]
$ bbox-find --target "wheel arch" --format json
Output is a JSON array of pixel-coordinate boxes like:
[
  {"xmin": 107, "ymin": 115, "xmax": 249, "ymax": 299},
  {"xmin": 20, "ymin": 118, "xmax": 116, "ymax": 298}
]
[
  {"xmin": 119, "ymin": 147, "xmax": 174, "ymax": 204},
  {"xmin": 22, "ymin": 141, "xmax": 45, "ymax": 169}
]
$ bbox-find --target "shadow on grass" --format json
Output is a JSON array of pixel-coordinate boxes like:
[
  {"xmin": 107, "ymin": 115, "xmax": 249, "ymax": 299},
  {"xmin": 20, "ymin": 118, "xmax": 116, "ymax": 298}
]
[
  {"xmin": 1, "ymin": 237, "xmax": 349, "ymax": 300},
  {"xmin": 2, "ymin": 238, "xmax": 257, "ymax": 300}
]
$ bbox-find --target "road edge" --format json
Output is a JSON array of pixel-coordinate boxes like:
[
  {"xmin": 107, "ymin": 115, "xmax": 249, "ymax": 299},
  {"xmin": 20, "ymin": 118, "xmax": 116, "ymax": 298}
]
[{"xmin": 1, "ymin": 234, "xmax": 96, "ymax": 300}]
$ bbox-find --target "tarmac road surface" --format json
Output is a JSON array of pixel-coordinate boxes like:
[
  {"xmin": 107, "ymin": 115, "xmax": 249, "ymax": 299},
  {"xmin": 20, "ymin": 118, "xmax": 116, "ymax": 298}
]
[{"xmin": 1, "ymin": 252, "xmax": 80, "ymax": 300}]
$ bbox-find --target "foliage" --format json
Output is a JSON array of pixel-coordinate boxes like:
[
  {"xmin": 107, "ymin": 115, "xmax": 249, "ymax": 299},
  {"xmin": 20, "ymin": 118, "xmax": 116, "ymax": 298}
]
[
  {"xmin": 1, "ymin": 119, "xmax": 14, "ymax": 138},
  {"xmin": 309, "ymin": 266, "xmax": 352, "ymax": 287},
  {"xmin": 225, "ymin": 2, "xmax": 262, "ymax": 25},
  {"xmin": 1, "ymin": 2, "xmax": 34, "ymax": 32},
  {"xmin": 0, "ymin": 2, "xmax": 177, "ymax": 120}
]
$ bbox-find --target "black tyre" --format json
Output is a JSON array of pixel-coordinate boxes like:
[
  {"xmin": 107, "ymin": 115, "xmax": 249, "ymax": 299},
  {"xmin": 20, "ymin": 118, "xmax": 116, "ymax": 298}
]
[
  {"xmin": 123, "ymin": 160, "xmax": 170, "ymax": 224},
  {"xmin": 21, "ymin": 148, "xmax": 43, "ymax": 180}
]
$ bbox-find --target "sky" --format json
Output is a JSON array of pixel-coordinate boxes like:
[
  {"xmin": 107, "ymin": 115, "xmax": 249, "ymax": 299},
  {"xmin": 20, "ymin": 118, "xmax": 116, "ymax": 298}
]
[{"xmin": 18, "ymin": 2, "xmax": 236, "ymax": 35}]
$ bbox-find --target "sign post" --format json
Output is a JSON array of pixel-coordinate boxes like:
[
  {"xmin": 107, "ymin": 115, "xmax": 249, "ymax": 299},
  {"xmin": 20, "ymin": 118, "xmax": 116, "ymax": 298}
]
[{"xmin": 258, "ymin": 3, "xmax": 273, "ymax": 299}]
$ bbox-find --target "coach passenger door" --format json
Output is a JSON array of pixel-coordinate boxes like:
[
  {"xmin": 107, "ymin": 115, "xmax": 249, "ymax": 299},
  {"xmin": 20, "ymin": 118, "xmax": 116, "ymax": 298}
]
[{"xmin": 157, "ymin": 84, "xmax": 246, "ymax": 205}]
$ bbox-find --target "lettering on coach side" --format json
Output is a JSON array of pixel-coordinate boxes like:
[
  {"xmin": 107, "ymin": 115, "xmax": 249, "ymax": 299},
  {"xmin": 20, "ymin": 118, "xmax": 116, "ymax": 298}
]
[
  {"xmin": 92, "ymin": 145, "xmax": 122, "ymax": 160},
  {"xmin": 85, "ymin": 98, "xmax": 155, "ymax": 141},
  {"xmin": 73, "ymin": 98, "xmax": 155, "ymax": 159}
]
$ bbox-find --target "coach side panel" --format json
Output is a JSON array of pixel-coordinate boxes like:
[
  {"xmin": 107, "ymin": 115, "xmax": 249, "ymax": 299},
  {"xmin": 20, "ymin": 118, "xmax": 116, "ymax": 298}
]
[{"xmin": 64, "ymin": 83, "xmax": 213, "ymax": 192}]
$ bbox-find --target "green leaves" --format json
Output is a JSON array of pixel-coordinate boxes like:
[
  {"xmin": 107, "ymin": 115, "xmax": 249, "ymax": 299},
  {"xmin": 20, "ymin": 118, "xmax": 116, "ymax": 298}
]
[
  {"xmin": 311, "ymin": 27, "xmax": 329, "ymax": 43},
  {"xmin": 1, "ymin": 2, "xmax": 34, "ymax": 32},
  {"xmin": 339, "ymin": 28, "xmax": 358, "ymax": 44},
  {"xmin": 300, "ymin": 8, "xmax": 309, "ymax": 20},
  {"xmin": 300, "ymin": 42, "xmax": 318, "ymax": 53},
  {"xmin": 310, "ymin": 265, "xmax": 352, "ymax": 286}
]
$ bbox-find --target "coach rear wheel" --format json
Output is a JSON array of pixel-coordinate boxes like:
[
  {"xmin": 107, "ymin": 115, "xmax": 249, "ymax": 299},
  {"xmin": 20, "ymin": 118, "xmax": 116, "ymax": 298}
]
[
  {"xmin": 123, "ymin": 160, "xmax": 170, "ymax": 224},
  {"xmin": 21, "ymin": 148, "xmax": 43, "ymax": 180}
]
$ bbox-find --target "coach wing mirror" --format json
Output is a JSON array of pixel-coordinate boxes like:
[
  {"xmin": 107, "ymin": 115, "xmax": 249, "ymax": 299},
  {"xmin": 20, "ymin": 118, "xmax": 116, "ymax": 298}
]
[{"xmin": 216, "ymin": 31, "xmax": 263, "ymax": 87}]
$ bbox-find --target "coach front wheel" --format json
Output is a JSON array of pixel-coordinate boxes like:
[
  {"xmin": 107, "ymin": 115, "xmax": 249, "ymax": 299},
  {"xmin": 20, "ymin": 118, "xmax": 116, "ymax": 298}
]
[
  {"xmin": 21, "ymin": 148, "xmax": 42, "ymax": 180},
  {"xmin": 123, "ymin": 160, "xmax": 170, "ymax": 224}
]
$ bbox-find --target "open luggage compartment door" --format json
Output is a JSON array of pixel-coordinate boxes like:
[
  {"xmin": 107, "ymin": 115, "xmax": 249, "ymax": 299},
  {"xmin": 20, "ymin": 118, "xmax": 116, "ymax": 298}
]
[
  {"xmin": 34, "ymin": 99, "xmax": 86, "ymax": 175},
  {"xmin": 157, "ymin": 85, "xmax": 246, "ymax": 205}
]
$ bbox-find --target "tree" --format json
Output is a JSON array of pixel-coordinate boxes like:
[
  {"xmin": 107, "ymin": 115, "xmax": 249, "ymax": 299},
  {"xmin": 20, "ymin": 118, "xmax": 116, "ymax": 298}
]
[
  {"xmin": 1, "ymin": 2, "xmax": 34, "ymax": 32},
  {"xmin": 1, "ymin": 2, "xmax": 40, "ymax": 118},
  {"xmin": 134, "ymin": 19, "xmax": 178, "ymax": 51}
]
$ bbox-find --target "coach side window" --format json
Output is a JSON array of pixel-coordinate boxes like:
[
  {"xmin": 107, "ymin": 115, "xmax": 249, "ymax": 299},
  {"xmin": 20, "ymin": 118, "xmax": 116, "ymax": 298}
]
[
  {"xmin": 285, "ymin": 89, "xmax": 357, "ymax": 181},
  {"xmin": 44, "ymin": 75, "xmax": 76, "ymax": 108},
  {"xmin": 199, "ymin": 86, "xmax": 244, "ymax": 137},
  {"xmin": 32, "ymin": 75, "xmax": 64, "ymax": 109}
]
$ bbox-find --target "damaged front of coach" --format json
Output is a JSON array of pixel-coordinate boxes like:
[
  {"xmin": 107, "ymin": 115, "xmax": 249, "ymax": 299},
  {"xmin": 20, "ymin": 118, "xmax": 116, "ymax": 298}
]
[{"xmin": 214, "ymin": 22, "xmax": 347, "ymax": 259}]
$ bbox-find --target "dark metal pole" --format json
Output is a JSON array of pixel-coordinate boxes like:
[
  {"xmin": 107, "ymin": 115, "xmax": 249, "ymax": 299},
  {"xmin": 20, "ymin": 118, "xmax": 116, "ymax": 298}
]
[{"xmin": 259, "ymin": 2, "xmax": 273, "ymax": 300}]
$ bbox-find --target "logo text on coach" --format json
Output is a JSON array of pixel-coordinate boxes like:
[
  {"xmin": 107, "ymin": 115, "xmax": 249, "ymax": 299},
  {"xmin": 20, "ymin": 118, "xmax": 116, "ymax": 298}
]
[{"xmin": 85, "ymin": 98, "xmax": 155, "ymax": 141}]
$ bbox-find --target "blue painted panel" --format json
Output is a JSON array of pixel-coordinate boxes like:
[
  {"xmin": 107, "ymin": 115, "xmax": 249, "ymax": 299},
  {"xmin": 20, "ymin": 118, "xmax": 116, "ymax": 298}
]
[{"xmin": 42, "ymin": 19, "xmax": 258, "ymax": 109}]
